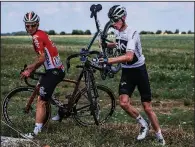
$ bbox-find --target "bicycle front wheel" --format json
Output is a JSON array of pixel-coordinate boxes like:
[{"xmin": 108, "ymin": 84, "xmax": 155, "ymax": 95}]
[
  {"xmin": 72, "ymin": 84, "xmax": 116, "ymax": 126},
  {"xmin": 2, "ymin": 86, "xmax": 51, "ymax": 136}
]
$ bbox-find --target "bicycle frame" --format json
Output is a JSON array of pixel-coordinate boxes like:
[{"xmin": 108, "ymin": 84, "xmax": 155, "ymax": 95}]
[
  {"xmin": 59, "ymin": 63, "xmax": 98, "ymax": 111},
  {"xmin": 24, "ymin": 65, "xmax": 96, "ymax": 114}
]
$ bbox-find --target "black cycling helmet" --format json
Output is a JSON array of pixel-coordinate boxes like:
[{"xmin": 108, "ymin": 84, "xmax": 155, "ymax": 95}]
[
  {"xmin": 23, "ymin": 11, "xmax": 40, "ymax": 23},
  {"xmin": 108, "ymin": 5, "xmax": 127, "ymax": 20}
]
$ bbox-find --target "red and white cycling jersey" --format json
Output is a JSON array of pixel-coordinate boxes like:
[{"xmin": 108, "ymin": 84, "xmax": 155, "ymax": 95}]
[{"xmin": 32, "ymin": 30, "xmax": 64, "ymax": 70}]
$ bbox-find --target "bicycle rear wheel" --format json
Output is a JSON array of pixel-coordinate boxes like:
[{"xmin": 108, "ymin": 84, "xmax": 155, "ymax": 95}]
[
  {"xmin": 72, "ymin": 84, "xmax": 116, "ymax": 126},
  {"xmin": 2, "ymin": 86, "xmax": 51, "ymax": 137}
]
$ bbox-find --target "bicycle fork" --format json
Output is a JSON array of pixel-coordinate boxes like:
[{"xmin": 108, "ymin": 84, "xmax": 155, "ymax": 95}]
[
  {"xmin": 85, "ymin": 70, "xmax": 100, "ymax": 120},
  {"xmin": 24, "ymin": 86, "xmax": 39, "ymax": 113}
]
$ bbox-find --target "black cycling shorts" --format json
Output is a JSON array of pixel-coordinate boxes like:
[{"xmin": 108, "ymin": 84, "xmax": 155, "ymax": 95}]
[
  {"xmin": 118, "ymin": 64, "xmax": 152, "ymax": 102},
  {"xmin": 39, "ymin": 68, "xmax": 65, "ymax": 101}
]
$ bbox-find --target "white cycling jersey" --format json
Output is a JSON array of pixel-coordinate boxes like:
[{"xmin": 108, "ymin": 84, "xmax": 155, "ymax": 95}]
[{"xmin": 114, "ymin": 26, "xmax": 145, "ymax": 68}]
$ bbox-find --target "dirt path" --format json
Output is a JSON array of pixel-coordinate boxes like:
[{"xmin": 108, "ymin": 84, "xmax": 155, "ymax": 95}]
[
  {"xmin": 115, "ymin": 99, "xmax": 193, "ymax": 114},
  {"xmin": 1, "ymin": 136, "xmax": 37, "ymax": 147}
]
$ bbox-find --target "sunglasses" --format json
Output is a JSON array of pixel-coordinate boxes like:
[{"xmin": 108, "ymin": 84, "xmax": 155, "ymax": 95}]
[
  {"xmin": 25, "ymin": 24, "xmax": 37, "ymax": 29},
  {"xmin": 111, "ymin": 18, "xmax": 120, "ymax": 23}
]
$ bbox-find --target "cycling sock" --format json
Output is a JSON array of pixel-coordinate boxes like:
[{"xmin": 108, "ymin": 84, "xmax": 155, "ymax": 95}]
[
  {"xmin": 35, "ymin": 123, "xmax": 43, "ymax": 129},
  {"xmin": 34, "ymin": 123, "xmax": 43, "ymax": 134},
  {"xmin": 33, "ymin": 127, "xmax": 41, "ymax": 135},
  {"xmin": 155, "ymin": 129, "xmax": 163, "ymax": 139},
  {"xmin": 33, "ymin": 123, "xmax": 43, "ymax": 135},
  {"xmin": 136, "ymin": 115, "xmax": 148, "ymax": 127}
]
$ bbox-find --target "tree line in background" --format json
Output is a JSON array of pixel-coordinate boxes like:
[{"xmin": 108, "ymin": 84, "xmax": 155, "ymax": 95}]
[
  {"xmin": 140, "ymin": 29, "xmax": 194, "ymax": 35},
  {"xmin": 1, "ymin": 29, "xmax": 92, "ymax": 36},
  {"xmin": 1, "ymin": 29, "xmax": 194, "ymax": 36}
]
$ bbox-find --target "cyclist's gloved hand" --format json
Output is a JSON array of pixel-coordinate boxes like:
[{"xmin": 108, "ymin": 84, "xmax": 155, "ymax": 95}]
[{"xmin": 98, "ymin": 56, "xmax": 108, "ymax": 64}]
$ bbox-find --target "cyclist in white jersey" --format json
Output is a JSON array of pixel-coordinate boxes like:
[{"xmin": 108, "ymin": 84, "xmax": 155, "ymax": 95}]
[{"xmin": 99, "ymin": 5, "xmax": 165, "ymax": 145}]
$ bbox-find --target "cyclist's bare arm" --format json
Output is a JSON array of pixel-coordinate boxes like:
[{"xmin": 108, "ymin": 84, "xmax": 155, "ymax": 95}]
[
  {"xmin": 26, "ymin": 51, "xmax": 45, "ymax": 72},
  {"xmin": 26, "ymin": 35, "xmax": 46, "ymax": 72},
  {"xmin": 99, "ymin": 42, "xmax": 117, "ymax": 49},
  {"xmin": 108, "ymin": 51, "xmax": 134, "ymax": 64},
  {"xmin": 107, "ymin": 42, "xmax": 118, "ymax": 48},
  {"xmin": 33, "ymin": 52, "xmax": 45, "ymax": 69}
]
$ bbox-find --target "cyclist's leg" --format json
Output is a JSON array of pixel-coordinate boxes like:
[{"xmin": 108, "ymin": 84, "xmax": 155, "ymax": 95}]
[
  {"xmin": 37, "ymin": 68, "xmax": 65, "ymax": 125},
  {"xmin": 137, "ymin": 64, "xmax": 165, "ymax": 145},
  {"xmin": 119, "ymin": 86, "xmax": 138, "ymax": 118},
  {"xmin": 44, "ymin": 69, "xmax": 65, "ymax": 121},
  {"xmin": 25, "ymin": 68, "xmax": 65, "ymax": 138},
  {"xmin": 118, "ymin": 68, "xmax": 139, "ymax": 118},
  {"xmin": 119, "ymin": 68, "xmax": 149, "ymax": 140}
]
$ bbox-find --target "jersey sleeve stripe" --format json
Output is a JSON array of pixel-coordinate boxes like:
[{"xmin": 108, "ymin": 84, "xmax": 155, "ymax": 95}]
[{"xmin": 132, "ymin": 31, "xmax": 137, "ymax": 39}]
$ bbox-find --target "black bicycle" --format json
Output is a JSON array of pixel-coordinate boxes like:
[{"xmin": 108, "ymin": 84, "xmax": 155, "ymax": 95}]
[{"xmin": 2, "ymin": 4, "xmax": 121, "ymax": 137}]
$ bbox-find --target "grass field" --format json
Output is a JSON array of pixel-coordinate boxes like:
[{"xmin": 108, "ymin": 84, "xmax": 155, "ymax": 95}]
[{"xmin": 1, "ymin": 35, "xmax": 194, "ymax": 147}]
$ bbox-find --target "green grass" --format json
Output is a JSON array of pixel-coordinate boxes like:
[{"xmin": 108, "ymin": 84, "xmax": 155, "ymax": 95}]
[{"xmin": 1, "ymin": 35, "xmax": 194, "ymax": 147}]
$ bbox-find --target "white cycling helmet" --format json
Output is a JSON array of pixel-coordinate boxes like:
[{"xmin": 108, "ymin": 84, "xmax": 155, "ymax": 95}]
[
  {"xmin": 23, "ymin": 11, "xmax": 40, "ymax": 23},
  {"xmin": 108, "ymin": 5, "xmax": 127, "ymax": 20}
]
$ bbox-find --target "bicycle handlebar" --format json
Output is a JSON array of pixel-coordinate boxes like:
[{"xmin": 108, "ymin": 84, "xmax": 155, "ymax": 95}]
[
  {"xmin": 66, "ymin": 50, "xmax": 100, "ymax": 72},
  {"xmin": 66, "ymin": 50, "xmax": 121, "ymax": 75},
  {"xmin": 20, "ymin": 64, "xmax": 45, "ymax": 87}
]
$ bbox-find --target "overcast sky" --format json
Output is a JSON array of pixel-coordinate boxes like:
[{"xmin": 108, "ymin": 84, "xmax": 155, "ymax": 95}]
[{"xmin": 1, "ymin": 2, "xmax": 194, "ymax": 34}]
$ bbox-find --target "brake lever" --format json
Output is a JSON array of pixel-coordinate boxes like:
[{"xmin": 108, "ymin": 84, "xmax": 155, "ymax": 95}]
[{"xmin": 20, "ymin": 64, "xmax": 27, "ymax": 74}]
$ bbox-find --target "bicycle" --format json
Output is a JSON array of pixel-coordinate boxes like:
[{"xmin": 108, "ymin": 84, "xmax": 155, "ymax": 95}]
[{"xmin": 2, "ymin": 4, "xmax": 121, "ymax": 137}]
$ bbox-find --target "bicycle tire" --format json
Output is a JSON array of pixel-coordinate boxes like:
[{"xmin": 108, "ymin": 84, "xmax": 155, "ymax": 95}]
[
  {"xmin": 2, "ymin": 86, "xmax": 51, "ymax": 136},
  {"xmin": 72, "ymin": 84, "xmax": 116, "ymax": 126}
]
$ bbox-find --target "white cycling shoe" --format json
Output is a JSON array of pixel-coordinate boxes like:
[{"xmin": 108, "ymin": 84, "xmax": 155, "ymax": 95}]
[
  {"xmin": 156, "ymin": 132, "xmax": 166, "ymax": 146},
  {"xmin": 137, "ymin": 125, "xmax": 150, "ymax": 140},
  {"xmin": 52, "ymin": 114, "xmax": 60, "ymax": 121},
  {"xmin": 157, "ymin": 137, "xmax": 166, "ymax": 146},
  {"xmin": 22, "ymin": 127, "xmax": 41, "ymax": 139},
  {"xmin": 21, "ymin": 132, "xmax": 36, "ymax": 139}
]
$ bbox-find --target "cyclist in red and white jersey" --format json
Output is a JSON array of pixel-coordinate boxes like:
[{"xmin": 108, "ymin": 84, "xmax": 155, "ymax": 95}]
[
  {"xmin": 32, "ymin": 30, "xmax": 64, "ymax": 70},
  {"xmin": 20, "ymin": 11, "xmax": 65, "ymax": 139}
]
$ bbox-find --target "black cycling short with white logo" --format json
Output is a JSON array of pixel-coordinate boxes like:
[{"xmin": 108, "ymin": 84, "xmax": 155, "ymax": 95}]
[
  {"xmin": 39, "ymin": 68, "xmax": 65, "ymax": 101},
  {"xmin": 118, "ymin": 64, "xmax": 152, "ymax": 102}
]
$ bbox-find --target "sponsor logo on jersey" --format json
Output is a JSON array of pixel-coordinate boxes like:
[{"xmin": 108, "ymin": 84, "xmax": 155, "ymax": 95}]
[
  {"xmin": 45, "ymin": 50, "xmax": 52, "ymax": 67},
  {"xmin": 121, "ymin": 82, "xmax": 127, "ymax": 86},
  {"xmin": 33, "ymin": 35, "xmax": 40, "ymax": 48}
]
